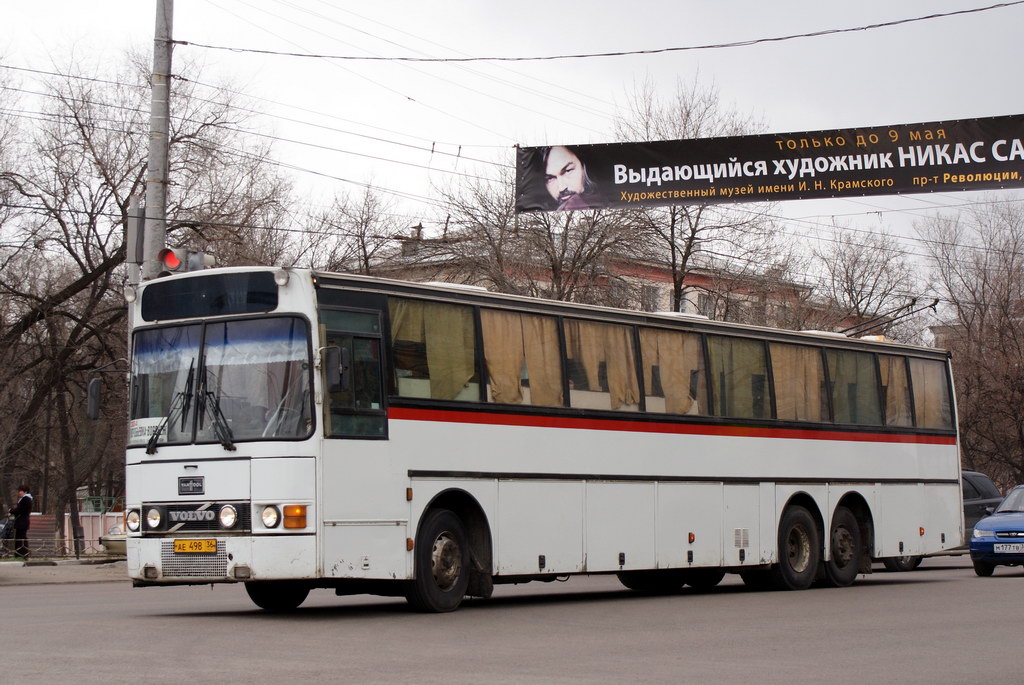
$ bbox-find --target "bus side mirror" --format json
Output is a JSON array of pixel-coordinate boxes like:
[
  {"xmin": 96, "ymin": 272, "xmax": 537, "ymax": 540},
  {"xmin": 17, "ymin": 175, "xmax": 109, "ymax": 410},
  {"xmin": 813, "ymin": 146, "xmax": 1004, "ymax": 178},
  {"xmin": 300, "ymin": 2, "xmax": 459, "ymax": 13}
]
[
  {"xmin": 323, "ymin": 346, "xmax": 345, "ymax": 394},
  {"xmin": 86, "ymin": 377, "xmax": 102, "ymax": 420}
]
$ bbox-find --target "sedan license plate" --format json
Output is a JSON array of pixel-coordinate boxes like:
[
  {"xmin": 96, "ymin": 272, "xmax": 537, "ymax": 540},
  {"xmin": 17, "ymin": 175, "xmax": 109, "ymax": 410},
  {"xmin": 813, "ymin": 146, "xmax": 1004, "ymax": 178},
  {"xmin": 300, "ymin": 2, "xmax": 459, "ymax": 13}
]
[
  {"xmin": 173, "ymin": 539, "xmax": 217, "ymax": 554},
  {"xmin": 993, "ymin": 543, "xmax": 1024, "ymax": 553}
]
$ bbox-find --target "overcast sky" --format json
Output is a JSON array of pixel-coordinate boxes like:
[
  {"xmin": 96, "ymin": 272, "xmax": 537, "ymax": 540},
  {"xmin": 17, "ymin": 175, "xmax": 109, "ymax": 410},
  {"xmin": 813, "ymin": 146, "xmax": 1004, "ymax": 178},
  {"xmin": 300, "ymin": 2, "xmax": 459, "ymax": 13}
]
[{"xmin": 4, "ymin": 0, "xmax": 1023, "ymax": 247}]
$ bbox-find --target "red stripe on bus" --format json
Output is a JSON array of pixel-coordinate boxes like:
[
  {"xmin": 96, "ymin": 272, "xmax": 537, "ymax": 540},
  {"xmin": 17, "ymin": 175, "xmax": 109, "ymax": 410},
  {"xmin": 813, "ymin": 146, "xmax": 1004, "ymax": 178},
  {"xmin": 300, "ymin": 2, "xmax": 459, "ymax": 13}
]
[{"xmin": 387, "ymin": 406, "xmax": 957, "ymax": 445}]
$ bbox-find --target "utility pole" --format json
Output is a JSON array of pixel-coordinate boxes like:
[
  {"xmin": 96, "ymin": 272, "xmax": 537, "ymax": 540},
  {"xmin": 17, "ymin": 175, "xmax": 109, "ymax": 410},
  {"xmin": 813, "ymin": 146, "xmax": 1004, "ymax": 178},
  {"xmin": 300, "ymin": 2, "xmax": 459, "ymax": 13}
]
[{"xmin": 140, "ymin": 0, "xmax": 174, "ymax": 281}]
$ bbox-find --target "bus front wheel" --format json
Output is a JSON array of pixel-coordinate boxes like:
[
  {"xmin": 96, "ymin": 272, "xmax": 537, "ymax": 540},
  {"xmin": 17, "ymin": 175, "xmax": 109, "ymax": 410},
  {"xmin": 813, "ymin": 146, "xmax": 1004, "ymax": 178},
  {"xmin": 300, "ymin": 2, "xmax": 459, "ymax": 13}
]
[
  {"xmin": 406, "ymin": 508, "xmax": 470, "ymax": 612},
  {"xmin": 245, "ymin": 580, "xmax": 310, "ymax": 612},
  {"xmin": 770, "ymin": 505, "xmax": 820, "ymax": 591}
]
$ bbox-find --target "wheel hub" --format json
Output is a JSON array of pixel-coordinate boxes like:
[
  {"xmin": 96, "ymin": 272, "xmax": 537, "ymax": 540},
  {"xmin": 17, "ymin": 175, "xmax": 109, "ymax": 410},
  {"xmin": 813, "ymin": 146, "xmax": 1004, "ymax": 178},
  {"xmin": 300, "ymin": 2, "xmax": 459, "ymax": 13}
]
[
  {"xmin": 787, "ymin": 524, "xmax": 812, "ymax": 573},
  {"xmin": 430, "ymin": 531, "xmax": 462, "ymax": 591}
]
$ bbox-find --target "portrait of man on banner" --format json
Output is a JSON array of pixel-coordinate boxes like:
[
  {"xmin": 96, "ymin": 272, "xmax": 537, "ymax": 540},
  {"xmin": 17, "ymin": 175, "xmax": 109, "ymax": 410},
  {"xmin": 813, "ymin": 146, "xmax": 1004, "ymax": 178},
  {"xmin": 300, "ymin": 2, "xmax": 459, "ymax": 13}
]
[{"xmin": 517, "ymin": 145, "xmax": 607, "ymax": 212}]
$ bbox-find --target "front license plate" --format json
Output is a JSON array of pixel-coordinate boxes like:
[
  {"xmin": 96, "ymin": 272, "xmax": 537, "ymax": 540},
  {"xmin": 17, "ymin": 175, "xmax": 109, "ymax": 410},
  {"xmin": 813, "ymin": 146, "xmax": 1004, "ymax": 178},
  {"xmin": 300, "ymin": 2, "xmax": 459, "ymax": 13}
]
[
  {"xmin": 993, "ymin": 543, "xmax": 1024, "ymax": 553},
  {"xmin": 173, "ymin": 539, "xmax": 217, "ymax": 554}
]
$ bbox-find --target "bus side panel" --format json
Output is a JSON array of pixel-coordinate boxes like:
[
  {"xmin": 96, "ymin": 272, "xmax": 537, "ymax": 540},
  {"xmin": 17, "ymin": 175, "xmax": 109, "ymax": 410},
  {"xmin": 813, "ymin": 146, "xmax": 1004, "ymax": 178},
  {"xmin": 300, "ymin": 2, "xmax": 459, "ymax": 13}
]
[
  {"xmin": 656, "ymin": 482, "xmax": 723, "ymax": 568},
  {"xmin": 495, "ymin": 481, "xmax": 584, "ymax": 575},
  {"xmin": 925, "ymin": 482, "xmax": 965, "ymax": 550},
  {"xmin": 320, "ymin": 441, "xmax": 409, "ymax": 580},
  {"xmin": 723, "ymin": 485, "xmax": 761, "ymax": 568},
  {"xmin": 877, "ymin": 484, "xmax": 925, "ymax": 557},
  {"xmin": 585, "ymin": 482, "xmax": 655, "ymax": 571}
]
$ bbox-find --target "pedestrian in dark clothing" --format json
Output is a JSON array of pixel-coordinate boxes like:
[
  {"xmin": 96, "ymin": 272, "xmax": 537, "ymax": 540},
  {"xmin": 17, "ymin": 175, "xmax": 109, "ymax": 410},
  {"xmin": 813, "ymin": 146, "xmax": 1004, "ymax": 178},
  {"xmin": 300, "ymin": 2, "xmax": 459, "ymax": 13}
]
[{"xmin": 10, "ymin": 485, "xmax": 32, "ymax": 559}]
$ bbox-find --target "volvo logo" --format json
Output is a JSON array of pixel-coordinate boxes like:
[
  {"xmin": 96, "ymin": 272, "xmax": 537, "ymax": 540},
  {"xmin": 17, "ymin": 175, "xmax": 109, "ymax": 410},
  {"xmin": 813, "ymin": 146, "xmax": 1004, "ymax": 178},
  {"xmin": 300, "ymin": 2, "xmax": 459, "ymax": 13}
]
[{"xmin": 169, "ymin": 509, "xmax": 216, "ymax": 522}]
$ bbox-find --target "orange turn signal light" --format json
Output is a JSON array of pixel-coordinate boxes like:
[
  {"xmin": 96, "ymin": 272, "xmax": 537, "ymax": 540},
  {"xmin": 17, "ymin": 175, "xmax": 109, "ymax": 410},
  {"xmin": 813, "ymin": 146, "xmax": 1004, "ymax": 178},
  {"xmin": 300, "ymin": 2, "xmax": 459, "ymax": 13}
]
[
  {"xmin": 688, "ymin": 532, "xmax": 696, "ymax": 544},
  {"xmin": 283, "ymin": 505, "xmax": 307, "ymax": 529},
  {"xmin": 919, "ymin": 527, "xmax": 925, "ymax": 537}
]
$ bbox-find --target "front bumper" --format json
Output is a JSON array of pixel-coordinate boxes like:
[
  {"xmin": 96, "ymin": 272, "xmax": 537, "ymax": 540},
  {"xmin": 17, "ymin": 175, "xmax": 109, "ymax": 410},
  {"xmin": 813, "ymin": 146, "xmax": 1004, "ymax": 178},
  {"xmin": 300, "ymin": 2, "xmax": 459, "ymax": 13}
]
[
  {"xmin": 127, "ymin": 534, "xmax": 317, "ymax": 583},
  {"xmin": 969, "ymin": 540, "xmax": 1024, "ymax": 566}
]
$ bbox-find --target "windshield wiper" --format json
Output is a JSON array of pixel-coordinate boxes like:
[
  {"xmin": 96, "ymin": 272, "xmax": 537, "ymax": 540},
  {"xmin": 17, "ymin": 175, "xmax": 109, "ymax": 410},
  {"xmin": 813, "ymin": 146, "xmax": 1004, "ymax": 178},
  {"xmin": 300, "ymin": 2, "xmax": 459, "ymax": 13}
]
[
  {"xmin": 198, "ymin": 369, "xmax": 236, "ymax": 451},
  {"xmin": 146, "ymin": 359, "xmax": 195, "ymax": 455}
]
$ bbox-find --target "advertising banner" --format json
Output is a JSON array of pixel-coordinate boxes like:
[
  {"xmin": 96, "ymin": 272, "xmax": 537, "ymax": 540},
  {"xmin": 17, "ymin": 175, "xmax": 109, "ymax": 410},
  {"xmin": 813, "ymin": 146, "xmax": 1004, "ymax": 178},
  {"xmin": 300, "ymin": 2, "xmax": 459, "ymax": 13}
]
[{"xmin": 515, "ymin": 114, "xmax": 1024, "ymax": 212}]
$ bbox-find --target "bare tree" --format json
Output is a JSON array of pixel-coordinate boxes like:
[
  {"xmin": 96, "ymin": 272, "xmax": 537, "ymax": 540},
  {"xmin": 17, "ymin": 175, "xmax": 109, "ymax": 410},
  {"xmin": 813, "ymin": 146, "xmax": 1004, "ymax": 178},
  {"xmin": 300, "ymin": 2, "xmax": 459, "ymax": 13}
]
[
  {"xmin": 0, "ymin": 52, "xmax": 294, "ymax": 530},
  {"xmin": 612, "ymin": 76, "xmax": 777, "ymax": 312},
  {"xmin": 810, "ymin": 225, "xmax": 921, "ymax": 341},
  {"xmin": 917, "ymin": 198, "xmax": 1024, "ymax": 487},
  {"xmin": 300, "ymin": 186, "xmax": 402, "ymax": 273},
  {"xmin": 429, "ymin": 167, "xmax": 642, "ymax": 304}
]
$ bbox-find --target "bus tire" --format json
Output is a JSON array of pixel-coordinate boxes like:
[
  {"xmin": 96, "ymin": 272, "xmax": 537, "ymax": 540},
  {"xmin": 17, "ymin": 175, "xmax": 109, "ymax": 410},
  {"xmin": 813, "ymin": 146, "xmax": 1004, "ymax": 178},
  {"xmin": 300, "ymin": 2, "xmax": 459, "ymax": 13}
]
[
  {"xmin": 972, "ymin": 560, "xmax": 995, "ymax": 577},
  {"xmin": 617, "ymin": 570, "xmax": 686, "ymax": 593},
  {"xmin": 406, "ymin": 508, "xmax": 470, "ymax": 613},
  {"xmin": 823, "ymin": 506, "xmax": 861, "ymax": 587},
  {"xmin": 682, "ymin": 569, "xmax": 725, "ymax": 590},
  {"xmin": 882, "ymin": 555, "xmax": 922, "ymax": 572},
  {"xmin": 770, "ymin": 505, "xmax": 820, "ymax": 591},
  {"xmin": 244, "ymin": 580, "xmax": 309, "ymax": 612}
]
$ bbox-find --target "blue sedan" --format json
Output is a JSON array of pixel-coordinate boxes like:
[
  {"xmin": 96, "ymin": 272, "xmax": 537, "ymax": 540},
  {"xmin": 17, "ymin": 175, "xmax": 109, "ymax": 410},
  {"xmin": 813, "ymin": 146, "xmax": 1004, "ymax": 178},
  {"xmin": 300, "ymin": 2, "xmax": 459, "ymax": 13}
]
[{"xmin": 970, "ymin": 484, "xmax": 1024, "ymax": 576}]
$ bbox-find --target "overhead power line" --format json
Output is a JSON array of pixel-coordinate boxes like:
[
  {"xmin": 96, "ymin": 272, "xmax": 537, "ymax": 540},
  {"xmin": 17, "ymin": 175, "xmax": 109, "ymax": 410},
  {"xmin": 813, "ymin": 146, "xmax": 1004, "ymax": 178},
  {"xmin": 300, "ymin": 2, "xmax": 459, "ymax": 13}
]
[{"xmin": 173, "ymin": 2, "xmax": 1024, "ymax": 63}]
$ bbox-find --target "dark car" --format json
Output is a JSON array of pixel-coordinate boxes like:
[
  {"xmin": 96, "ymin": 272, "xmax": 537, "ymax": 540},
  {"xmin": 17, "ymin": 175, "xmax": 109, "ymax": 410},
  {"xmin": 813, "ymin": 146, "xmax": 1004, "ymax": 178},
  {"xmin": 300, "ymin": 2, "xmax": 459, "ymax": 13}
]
[
  {"xmin": 883, "ymin": 470, "xmax": 1003, "ymax": 571},
  {"xmin": 962, "ymin": 469, "xmax": 1004, "ymax": 536},
  {"xmin": 969, "ymin": 484, "xmax": 1024, "ymax": 576}
]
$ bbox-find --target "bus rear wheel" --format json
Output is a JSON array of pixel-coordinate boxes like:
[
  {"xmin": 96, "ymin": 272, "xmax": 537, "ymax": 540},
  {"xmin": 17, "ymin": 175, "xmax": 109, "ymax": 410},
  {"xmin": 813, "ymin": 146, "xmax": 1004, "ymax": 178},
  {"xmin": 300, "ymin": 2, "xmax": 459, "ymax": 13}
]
[
  {"xmin": 406, "ymin": 508, "xmax": 470, "ymax": 612},
  {"xmin": 770, "ymin": 505, "xmax": 820, "ymax": 591},
  {"xmin": 823, "ymin": 506, "xmax": 861, "ymax": 587},
  {"xmin": 245, "ymin": 580, "xmax": 310, "ymax": 612}
]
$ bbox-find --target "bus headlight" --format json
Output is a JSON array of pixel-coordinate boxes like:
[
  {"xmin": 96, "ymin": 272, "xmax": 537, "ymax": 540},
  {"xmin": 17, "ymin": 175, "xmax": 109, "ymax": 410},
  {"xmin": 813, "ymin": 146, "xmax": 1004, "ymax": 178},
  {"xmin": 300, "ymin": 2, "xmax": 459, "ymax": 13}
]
[
  {"xmin": 145, "ymin": 507, "xmax": 162, "ymax": 530},
  {"xmin": 219, "ymin": 504, "xmax": 238, "ymax": 529},
  {"xmin": 125, "ymin": 509, "xmax": 141, "ymax": 532},
  {"xmin": 261, "ymin": 505, "xmax": 280, "ymax": 529}
]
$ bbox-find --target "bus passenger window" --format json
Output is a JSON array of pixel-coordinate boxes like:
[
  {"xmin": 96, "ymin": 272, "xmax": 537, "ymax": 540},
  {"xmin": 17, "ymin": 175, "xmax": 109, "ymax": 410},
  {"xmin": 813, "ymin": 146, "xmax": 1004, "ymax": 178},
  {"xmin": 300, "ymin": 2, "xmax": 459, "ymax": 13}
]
[
  {"xmin": 707, "ymin": 336, "xmax": 769, "ymax": 419},
  {"xmin": 388, "ymin": 298, "xmax": 480, "ymax": 401},
  {"xmin": 480, "ymin": 310, "xmax": 563, "ymax": 407},
  {"xmin": 826, "ymin": 349, "xmax": 882, "ymax": 425},
  {"xmin": 770, "ymin": 343, "xmax": 826, "ymax": 422},
  {"xmin": 639, "ymin": 328, "xmax": 706, "ymax": 415},
  {"xmin": 879, "ymin": 355, "xmax": 913, "ymax": 427},
  {"xmin": 563, "ymin": 319, "xmax": 640, "ymax": 411},
  {"xmin": 909, "ymin": 358, "xmax": 953, "ymax": 429}
]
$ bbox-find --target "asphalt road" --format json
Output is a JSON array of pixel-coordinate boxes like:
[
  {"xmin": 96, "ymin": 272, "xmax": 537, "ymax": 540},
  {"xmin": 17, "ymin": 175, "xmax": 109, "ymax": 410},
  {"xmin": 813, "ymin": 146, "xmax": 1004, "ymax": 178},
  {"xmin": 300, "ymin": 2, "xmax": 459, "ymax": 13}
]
[{"xmin": 2, "ymin": 555, "xmax": 1020, "ymax": 684}]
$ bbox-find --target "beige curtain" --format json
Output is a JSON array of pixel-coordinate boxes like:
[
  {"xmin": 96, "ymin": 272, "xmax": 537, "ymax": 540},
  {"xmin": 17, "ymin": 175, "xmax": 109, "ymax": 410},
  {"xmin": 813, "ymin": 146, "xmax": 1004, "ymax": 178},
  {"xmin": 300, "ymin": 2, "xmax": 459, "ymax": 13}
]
[
  {"xmin": 640, "ymin": 329, "xmax": 702, "ymax": 414},
  {"xmin": 481, "ymin": 310, "xmax": 564, "ymax": 407},
  {"xmin": 389, "ymin": 298, "xmax": 423, "ymax": 344},
  {"xmin": 425, "ymin": 304, "xmax": 476, "ymax": 400},
  {"xmin": 603, "ymin": 324, "xmax": 640, "ymax": 410},
  {"xmin": 389, "ymin": 298, "xmax": 476, "ymax": 400},
  {"xmin": 565, "ymin": 319, "xmax": 639, "ymax": 410},
  {"xmin": 770, "ymin": 343, "xmax": 824, "ymax": 422},
  {"xmin": 522, "ymin": 315, "xmax": 563, "ymax": 406},
  {"xmin": 910, "ymin": 358, "xmax": 951, "ymax": 428},
  {"xmin": 481, "ymin": 310, "xmax": 524, "ymax": 404},
  {"xmin": 879, "ymin": 355, "xmax": 913, "ymax": 426}
]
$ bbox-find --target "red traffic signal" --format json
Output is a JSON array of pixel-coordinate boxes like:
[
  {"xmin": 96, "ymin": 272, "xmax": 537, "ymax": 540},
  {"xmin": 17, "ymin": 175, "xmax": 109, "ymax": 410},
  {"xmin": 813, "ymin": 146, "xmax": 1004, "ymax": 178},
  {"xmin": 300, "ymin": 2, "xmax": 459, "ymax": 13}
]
[{"xmin": 157, "ymin": 247, "xmax": 188, "ymax": 273}]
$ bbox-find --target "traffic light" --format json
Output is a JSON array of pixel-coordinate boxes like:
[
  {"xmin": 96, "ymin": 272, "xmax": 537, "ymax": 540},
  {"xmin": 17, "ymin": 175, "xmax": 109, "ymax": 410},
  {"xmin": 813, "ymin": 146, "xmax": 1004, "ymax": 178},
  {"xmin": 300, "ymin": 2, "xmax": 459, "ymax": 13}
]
[
  {"xmin": 157, "ymin": 247, "xmax": 189, "ymax": 274},
  {"xmin": 157, "ymin": 248, "xmax": 216, "ymax": 276}
]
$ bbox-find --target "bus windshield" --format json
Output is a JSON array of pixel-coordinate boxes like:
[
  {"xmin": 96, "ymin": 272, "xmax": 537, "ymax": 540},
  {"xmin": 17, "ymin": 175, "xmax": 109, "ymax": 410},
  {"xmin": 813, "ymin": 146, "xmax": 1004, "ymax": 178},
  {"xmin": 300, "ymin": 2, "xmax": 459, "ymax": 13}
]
[{"xmin": 129, "ymin": 317, "xmax": 313, "ymax": 448}]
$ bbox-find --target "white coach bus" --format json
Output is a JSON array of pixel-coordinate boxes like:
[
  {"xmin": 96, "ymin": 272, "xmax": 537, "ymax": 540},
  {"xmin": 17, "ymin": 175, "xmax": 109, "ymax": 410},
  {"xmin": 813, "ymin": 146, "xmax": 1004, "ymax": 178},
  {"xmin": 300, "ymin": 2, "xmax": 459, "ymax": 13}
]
[{"xmin": 119, "ymin": 266, "xmax": 962, "ymax": 612}]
